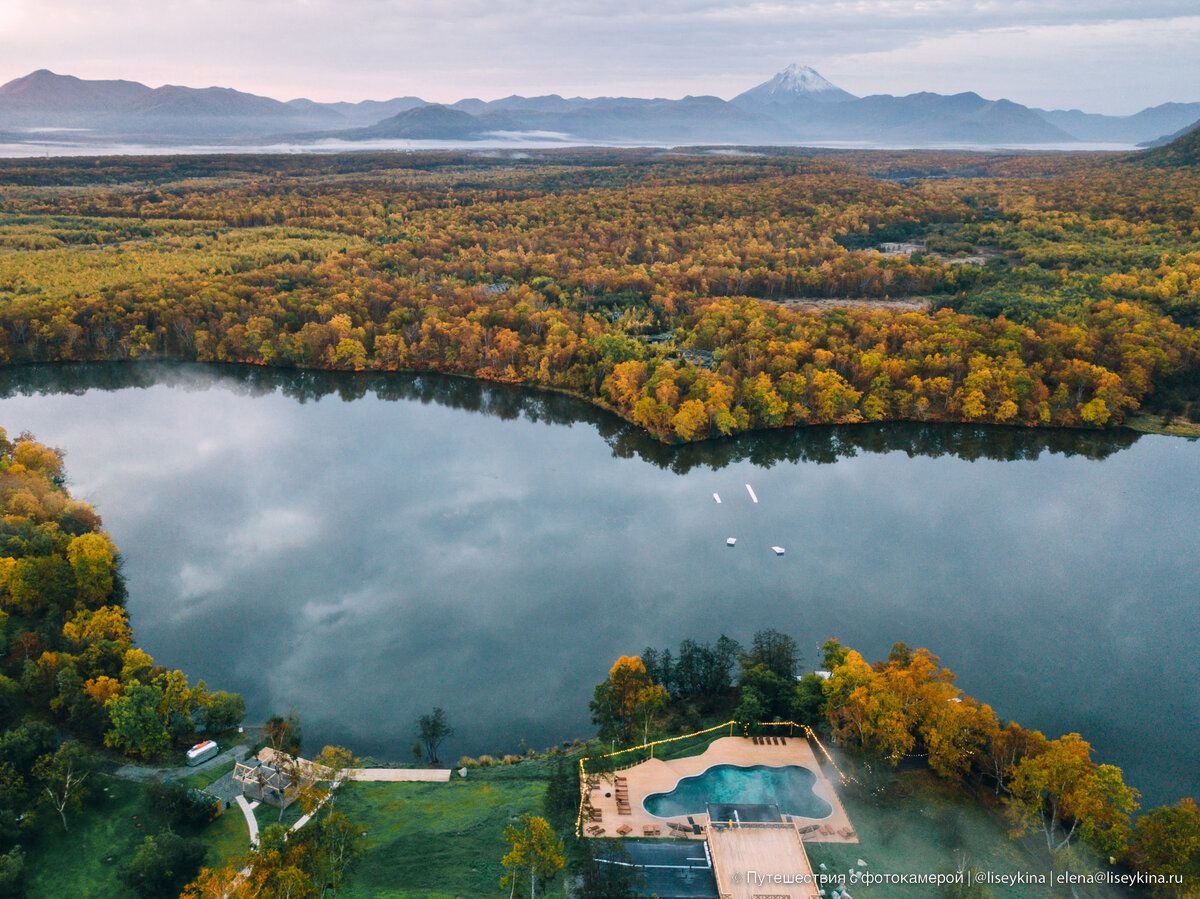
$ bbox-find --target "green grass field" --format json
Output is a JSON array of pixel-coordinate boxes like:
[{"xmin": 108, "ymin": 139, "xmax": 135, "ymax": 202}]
[
  {"xmin": 22, "ymin": 772, "xmax": 252, "ymax": 898},
  {"xmin": 23, "ymin": 776, "xmax": 146, "ymax": 899},
  {"xmin": 336, "ymin": 762, "xmax": 553, "ymax": 898}
]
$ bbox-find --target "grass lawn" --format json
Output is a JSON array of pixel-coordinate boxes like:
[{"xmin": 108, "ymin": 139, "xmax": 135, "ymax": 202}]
[
  {"xmin": 23, "ymin": 775, "xmax": 145, "ymax": 899},
  {"xmin": 254, "ymin": 797, "xmax": 307, "ymax": 832},
  {"xmin": 337, "ymin": 761, "xmax": 554, "ymax": 898},
  {"xmin": 23, "ymin": 773, "xmax": 254, "ymax": 898},
  {"xmin": 203, "ymin": 803, "xmax": 254, "ymax": 871},
  {"xmin": 179, "ymin": 758, "xmax": 237, "ymax": 791}
]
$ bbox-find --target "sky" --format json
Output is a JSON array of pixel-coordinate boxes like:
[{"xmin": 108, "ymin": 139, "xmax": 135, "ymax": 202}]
[{"xmin": 1, "ymin": 1, "xmax": 1198, "ymax": 114}]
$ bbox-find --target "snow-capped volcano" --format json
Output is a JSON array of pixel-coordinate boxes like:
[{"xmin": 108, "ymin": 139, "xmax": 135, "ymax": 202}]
[
  {"xmin": 766, "ymin": 64, "xmax": 843, "ymax": 96},
  {"xmin": 733, "ymin": 64, "xmax": 857, "ymax": 106}
]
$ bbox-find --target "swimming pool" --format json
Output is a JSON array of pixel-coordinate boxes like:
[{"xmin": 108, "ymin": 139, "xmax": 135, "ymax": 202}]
[{"xmin": 643, "ymin": 764, "xmax": 833, "ymax": 820}]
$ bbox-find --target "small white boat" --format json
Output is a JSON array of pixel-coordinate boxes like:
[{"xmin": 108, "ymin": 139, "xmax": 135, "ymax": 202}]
[
  {"xmin": 726, "ymin": 537, "xmax": 737, "ymax": 546},
  {"xmin": 745, "ymin": 484, "xmax": 758, "ymax": 503},
  {"xmin": 713, "ymin": 493, "xmax": 721, "ymax": 504},
  {"xmin": 772, "ymin": 546, "xmax": 786, "ymax": 556}
]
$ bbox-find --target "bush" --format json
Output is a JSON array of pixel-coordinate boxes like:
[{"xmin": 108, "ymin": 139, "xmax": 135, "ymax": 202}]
[
  {"xmin": 456, "ymin": 755, "xmax": 478, "ymax": 768},
  {"xmin": 201, "ymin": 691, "xmax": 246, "ymax": 732},
  {"xmin": 477, "ymin": 755, "xmax": 496, "ymax": 767},
  {"xmin": 0, "ymin": 847, "xmax": 24, "ymax": 898},
  {"xmin": 119, "ymin": 831, "xmax": 206, "ymax": 898},
  {"xmin": 147, "ymin": 781, "xmax": 219, "ymax": 830}
]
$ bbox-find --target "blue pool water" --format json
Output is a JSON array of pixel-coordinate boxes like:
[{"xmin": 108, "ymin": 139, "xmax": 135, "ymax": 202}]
[{"xmin": 643, "ymin": 764, "xmax": 833, "ymax": 820}]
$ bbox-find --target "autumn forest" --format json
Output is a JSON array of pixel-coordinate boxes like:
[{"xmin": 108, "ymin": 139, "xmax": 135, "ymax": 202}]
[{"xmin": 0, "ymin": 147, "xmax": 1198, "ymax": 442}]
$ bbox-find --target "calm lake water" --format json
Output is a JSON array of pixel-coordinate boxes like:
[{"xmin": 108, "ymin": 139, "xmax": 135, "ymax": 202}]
[{"xmin": 0, "ymin": 364, "xmax": 1195, "ymax": 806}]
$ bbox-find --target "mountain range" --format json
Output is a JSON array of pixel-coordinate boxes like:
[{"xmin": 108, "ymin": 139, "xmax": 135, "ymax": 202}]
[{"xmin": 2, "ymin": 64, "xmax": 1198, "ymax": 149}]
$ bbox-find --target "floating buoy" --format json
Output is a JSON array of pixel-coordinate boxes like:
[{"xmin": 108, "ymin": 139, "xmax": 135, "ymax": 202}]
[{"xmin": 745, "ymin": 484, "xmax": 758, "ymax": 503}]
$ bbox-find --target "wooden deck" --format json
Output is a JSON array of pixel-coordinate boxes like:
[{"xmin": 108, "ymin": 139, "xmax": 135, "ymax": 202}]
[
  {"xmin": 708, "ymin": 824, "xmax": 822, "ymax": 898},
  {"xmin": 582, "ymin": 735, "xmax": 857, "ymax": 843}
]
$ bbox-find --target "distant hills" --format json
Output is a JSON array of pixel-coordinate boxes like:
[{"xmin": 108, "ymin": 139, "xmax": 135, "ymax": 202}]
[
  {"xmin": 2, "ymin": 65, "xmax": 1198, "ymax": 149},
  {"xmin": 1142, "ymin": 121, "xmax": 1200, "ymax": 165}
]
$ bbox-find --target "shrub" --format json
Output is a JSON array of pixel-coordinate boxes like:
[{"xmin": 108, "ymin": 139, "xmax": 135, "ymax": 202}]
[{"xmin": 119, "ymin": 831, "xmax": 206, "ymax": 898}]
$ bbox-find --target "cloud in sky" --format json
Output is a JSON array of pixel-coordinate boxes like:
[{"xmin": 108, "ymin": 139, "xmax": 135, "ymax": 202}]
[{"xmin": 0, "ymin": 0, "xmax": 1197, "ymax": 113}]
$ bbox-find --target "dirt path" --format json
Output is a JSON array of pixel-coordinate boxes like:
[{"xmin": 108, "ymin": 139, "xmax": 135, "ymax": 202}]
[{"xmin": 112, "ymin": 743, "xmax": 250, "ymax": 784}]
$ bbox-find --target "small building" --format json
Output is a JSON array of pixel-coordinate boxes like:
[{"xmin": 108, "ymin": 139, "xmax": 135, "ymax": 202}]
[{"xmin": 233, "ymin": 760, "xmax": 302, "ymax": 809}]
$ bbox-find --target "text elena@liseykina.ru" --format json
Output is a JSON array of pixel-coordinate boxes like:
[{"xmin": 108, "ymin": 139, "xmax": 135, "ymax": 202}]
[{"xmin": 739, "ymin": 869, "xmax": 1185, "ymax": 889}]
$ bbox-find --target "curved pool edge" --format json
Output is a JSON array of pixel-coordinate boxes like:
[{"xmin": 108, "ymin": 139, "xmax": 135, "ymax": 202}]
[{"xmin": 641, "ymin": 762, "xmax": 835, "ymax": 822}]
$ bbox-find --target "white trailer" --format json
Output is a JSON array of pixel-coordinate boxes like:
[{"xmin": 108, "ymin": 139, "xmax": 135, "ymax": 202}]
[{"xmin": 186, "ymin": 739, "xmax": 219, "ymax": 766}]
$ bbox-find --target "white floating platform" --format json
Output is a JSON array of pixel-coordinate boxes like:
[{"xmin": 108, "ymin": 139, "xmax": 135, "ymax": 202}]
[
  {"xmin": 745, "ymin": 484, "xmax": 758, "ymax": 503},
  {"xmin": 726, "ymin": 537, "xmax": 737, "ymax": 546},
  {"xmin": 772, "ymin": 546, "xmax": 786, "ymax": 555},
  {"xmin": 713, "ymin": 493, "xmax": 721, "ymax": 504}
]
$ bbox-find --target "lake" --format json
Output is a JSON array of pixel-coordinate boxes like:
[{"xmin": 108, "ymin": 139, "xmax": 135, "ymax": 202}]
[{"xmin": 0, "ymin": 363, "xmax": 1195, "ymax": 806}]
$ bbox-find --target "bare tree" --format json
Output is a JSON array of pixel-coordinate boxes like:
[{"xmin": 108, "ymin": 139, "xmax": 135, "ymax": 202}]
[{"xmin": 32, "ymin": 742, "xmax": 92, "ymax": 831}]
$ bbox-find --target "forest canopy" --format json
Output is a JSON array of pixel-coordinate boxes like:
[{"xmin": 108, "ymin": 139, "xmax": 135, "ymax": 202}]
[{"xmin": 0, "ymin": 149, "xmax": 1197, "ymax": 442}]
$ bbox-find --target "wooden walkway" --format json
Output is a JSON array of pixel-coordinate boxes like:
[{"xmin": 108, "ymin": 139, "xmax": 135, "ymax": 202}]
[{"xmin": 708, "ymin": 824, "xmax": 821, "ymax": 898}]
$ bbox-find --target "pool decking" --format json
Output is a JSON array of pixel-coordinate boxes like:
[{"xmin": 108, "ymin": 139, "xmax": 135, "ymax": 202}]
[
  {"xmin": 584, "ymin": 735, "xmax": 857, "ymax": 843},
  {"xmin": 708, "ymin": 824, "xmax": 822, "ymax": 898}
]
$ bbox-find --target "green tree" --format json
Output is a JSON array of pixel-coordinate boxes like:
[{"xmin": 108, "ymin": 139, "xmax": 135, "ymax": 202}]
[
  {"xmin": 590, "ymin": 655, "xmax": 664, "ymax": 745},
  {"xmin": 1125, "ymin": 798, "xmax": 1200, "ymax": 895},
  {"xmin": 792, "ymin": 672, "xmax": 827, "ymax": 724},
  {"xmin": 104, "ymin": 684, "xmax": 169, "ymax": 758},
  {"xmin": 31, "ymin": 740, "xmax": 92, "ymax": 831},
  {"xmin": 733, "ymin": 687, "xmax": 766, "ymax": 732},
  {"xmin": 500, "ymin": 814, "xmax": 565, "ymax": 899},
  {"xmin": 544, "ymin": 756, "xmax": 580, "ymax": 832},
  {"xmin": 148, "ymin": 780, "xmax": 219, "ymax": 830},
  {"xmin": 120, "ymin": 830, "xmax": 207, "ymax": 898},
  {"xmin": 1007, "ymin": 733, "xmax": 1138, "ymax": 854},
  {"xmin": 264, "ymin": 711, "xmax": 303, "ymax": 756},
  {"xmin": 201, "ymin": 690, "xmax": 246, "ymax": 732},
  {"xmin": 0, "ymin": 847, "xmax": 24, "ymax": 898},
  {"xmin": 634, "ymin": 684, "xmax": 669, "ymax": 746},
  {"xmin": 744, "ymin": 628, "xmax": 800, "ymax": 680},
  {"xmin": 416, "ymin": 707, "xmax": 454, "ymax": 765}
]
